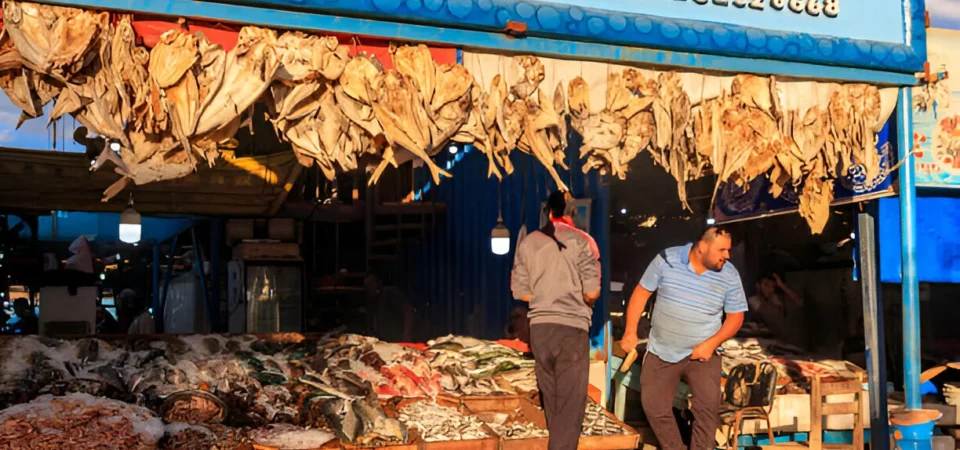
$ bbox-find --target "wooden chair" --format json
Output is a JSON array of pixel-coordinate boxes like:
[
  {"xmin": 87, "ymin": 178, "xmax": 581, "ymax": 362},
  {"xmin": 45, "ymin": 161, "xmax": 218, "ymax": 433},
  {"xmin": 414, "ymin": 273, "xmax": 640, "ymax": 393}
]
[{"xmin": 809, "ymin": 373, "xmax": 864, "ymax": 450}]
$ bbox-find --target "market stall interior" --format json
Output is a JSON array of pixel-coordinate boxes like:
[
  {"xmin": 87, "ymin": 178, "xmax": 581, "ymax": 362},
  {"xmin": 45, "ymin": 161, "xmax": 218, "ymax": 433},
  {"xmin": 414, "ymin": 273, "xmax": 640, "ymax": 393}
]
[{"xmin": 0, "ymin": 0, "xmax": 934, "ymax": 448}]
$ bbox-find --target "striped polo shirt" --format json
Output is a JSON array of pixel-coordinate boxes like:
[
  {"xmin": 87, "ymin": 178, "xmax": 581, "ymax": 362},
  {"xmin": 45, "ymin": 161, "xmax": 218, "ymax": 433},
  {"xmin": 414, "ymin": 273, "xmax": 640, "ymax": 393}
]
[{"xmin": 639, "ymin": 243, "xmax": 748, "ymax": 363}]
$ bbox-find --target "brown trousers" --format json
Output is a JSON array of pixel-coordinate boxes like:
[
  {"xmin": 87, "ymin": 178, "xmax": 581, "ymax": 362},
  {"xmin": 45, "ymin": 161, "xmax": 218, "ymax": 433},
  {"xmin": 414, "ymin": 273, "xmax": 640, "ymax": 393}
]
[
  {"xmin": 530, "ymin": 323, "xmax": 590, "ymax": 450},
  {"xmin": 640, "ymin": 352, "xmax": 721, "ymax": 450}
]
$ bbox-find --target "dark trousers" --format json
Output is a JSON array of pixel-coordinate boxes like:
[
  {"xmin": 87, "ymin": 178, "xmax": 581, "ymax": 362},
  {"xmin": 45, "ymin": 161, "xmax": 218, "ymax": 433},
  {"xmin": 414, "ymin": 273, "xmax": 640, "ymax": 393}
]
[
  {"xmin": 530, "ymin": 323, "xmax": 590, "ymax": 450},
  {"xmin": 640, "ymin": 352, "xmax": 721, "ymax": 450}
]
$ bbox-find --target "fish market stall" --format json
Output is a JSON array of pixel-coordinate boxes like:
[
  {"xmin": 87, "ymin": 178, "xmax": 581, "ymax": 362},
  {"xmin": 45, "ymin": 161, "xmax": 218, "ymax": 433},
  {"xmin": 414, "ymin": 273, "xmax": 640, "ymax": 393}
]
[{"xmin": 0, "ymin": 333, "xmax": 638, "ymax": 449}]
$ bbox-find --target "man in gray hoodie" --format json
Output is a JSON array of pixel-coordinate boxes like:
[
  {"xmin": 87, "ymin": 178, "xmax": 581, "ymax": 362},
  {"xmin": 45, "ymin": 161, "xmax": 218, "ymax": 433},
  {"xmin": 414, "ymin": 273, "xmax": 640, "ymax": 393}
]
[{"xmin": 511, "ymin": 191, "xmax": 601, "ymax": 450}]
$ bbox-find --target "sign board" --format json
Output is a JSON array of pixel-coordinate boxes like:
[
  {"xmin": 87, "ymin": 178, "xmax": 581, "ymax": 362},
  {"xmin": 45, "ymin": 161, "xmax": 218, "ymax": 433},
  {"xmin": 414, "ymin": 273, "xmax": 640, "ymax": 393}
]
[
  {"xmin": 912, "ymin": 28, "xmax": 960, "ymax": 188},
  {"xmin": 714, "ymin": 121, "xmax": 896, "ymax": 223},
  {"xmin": 878, "ymin": 196, "xmax": 960, "ymax": 284},
  {"xmin": 515, "ymin": 0, "xmax": 901, "ymax": 43}
]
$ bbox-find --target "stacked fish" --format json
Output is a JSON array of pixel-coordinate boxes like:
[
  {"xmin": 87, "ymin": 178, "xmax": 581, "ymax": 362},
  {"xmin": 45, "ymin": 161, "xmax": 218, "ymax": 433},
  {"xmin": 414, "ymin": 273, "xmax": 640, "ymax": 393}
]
[
  {"xmin": 581, "ymin": 401, "xmax": 627, "ymax": 436},
  {"xmin": 427, "ymin": 335, "xmax": 537, "ymax": 396},
  {"xmin": 0, "ymin": 333, "xmax": 545, "ymax": 448},
  {"xmin": 396, "ymin": 400, "xmax": 490, "ymax": 442},
  {"xmin": 475, "ymin": 411, "xmax": 549, "ymax": 440}
]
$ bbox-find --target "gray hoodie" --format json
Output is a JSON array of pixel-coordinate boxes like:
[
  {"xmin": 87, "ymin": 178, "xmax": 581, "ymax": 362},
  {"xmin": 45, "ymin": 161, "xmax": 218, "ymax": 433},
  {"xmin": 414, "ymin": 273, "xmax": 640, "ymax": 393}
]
[{"xmin": 511, "ymin": 221, "xmax": 601, "ymax": 331}]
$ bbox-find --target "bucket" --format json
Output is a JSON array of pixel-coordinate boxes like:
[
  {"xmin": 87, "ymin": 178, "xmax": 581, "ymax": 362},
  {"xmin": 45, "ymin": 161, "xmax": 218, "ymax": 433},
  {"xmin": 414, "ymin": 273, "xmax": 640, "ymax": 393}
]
[{"xmin": 891, "ymin": 409, "xmax": 943, "ymax": 450}]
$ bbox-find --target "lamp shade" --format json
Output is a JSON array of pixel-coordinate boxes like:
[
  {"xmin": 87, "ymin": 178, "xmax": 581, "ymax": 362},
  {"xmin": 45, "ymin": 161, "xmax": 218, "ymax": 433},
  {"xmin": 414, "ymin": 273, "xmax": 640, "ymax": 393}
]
[
  {"xmin": 119, "ymin": 207, "xmax": 141, "ymax": 243},
  {"xmin": 491, "ymin": 221, "xmax": 510, "ymax": 256}
]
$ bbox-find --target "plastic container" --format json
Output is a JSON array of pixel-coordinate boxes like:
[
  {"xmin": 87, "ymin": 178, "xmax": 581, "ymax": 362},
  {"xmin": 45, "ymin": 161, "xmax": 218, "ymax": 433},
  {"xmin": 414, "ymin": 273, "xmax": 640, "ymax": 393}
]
[{"xmin": 891, "ymin": 409, "xmax": 943, "ymax": 450}]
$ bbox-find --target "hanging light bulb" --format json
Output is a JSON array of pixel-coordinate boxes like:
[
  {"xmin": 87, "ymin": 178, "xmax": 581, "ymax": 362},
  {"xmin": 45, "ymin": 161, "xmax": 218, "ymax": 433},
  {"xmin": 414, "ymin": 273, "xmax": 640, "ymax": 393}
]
[
  {"xmin": 448, "ymin": 144, "xmax": 459, "ymax": 155},
  {"xmin": 119, "ymin": 193, "xmax": 141, "ymax": 244},
  {"xmin": 706, "ymin": 217, "xmax": 717, "ymax": 226},
  {"xmin": 491, "ymin": 218, "xmax": 510, "ymax": 256},
  {"xmin": 108, "ymin": 139, "xmax": 121, "ymax": 153}
]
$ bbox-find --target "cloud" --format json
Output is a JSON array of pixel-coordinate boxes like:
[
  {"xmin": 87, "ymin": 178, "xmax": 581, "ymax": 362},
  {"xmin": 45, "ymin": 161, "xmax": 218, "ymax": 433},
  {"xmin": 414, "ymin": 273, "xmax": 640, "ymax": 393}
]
[
  {"xmin": 0, "ymin": 110, "xmax": 19, "ymax": 126},
  {"xmin": 928, "ymin": 0, "xmax": 960, "ymax": 29},
  {"xmin": 0, "ymin": 129, "xmax": 13, "ymax": 143}
]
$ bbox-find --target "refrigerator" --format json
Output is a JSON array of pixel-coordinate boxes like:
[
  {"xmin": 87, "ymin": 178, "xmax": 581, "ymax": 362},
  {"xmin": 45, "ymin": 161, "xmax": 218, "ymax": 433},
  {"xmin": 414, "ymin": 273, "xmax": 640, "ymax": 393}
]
[{"xmin": 228, "ymin": 260, "xmax": 303, "ymax": 334}]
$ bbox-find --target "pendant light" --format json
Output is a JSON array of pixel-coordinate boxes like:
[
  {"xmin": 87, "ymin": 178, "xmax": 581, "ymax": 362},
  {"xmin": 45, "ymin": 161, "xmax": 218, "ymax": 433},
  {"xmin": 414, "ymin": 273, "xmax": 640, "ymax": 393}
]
[
  {"xmin": 119, "ymin": 193, "xmax": 141, "ymax": 244},
  {"xmin": 491, "ymin": 180, "xmax": 510, "ymax": 255}
]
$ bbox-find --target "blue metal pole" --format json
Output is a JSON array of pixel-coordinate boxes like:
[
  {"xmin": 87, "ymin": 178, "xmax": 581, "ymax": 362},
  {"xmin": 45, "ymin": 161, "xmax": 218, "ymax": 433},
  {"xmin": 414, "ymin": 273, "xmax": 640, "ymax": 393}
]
[
  {"xmin": 857, "ymin": 205, "xmax": 889, "ymax": 450},
  {"xmin": 898, "ymin": 87, "xmax": 921, "ymax": 410}
]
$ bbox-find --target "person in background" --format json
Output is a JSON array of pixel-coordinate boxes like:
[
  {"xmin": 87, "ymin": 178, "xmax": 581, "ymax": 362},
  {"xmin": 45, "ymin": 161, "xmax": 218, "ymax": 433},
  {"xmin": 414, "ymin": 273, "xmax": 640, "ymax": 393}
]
[
  {"xmin": 123, "ymin": 289, "xmax": 155, "ymax": 335},
  {"xmin": 620, "ymin": 226, "xmax": 747, "ymax": 450},
  {"xmin": 96, "ymin": 304, "xmax": 121, "ymax": 334},
  {"xmin": 511, "ymin": 190, "xmax": 601, "ymax": 450},
  {"xmin": 364, "ymin": 274, "xmax": 416, "ymax": 343},
  {"xmin": 3, "ymin": 298, "xmax": 39, "ymax": 335},
  {"xmin": 747, "ymin": 272, "xmax": 803, "ymax": 342}
]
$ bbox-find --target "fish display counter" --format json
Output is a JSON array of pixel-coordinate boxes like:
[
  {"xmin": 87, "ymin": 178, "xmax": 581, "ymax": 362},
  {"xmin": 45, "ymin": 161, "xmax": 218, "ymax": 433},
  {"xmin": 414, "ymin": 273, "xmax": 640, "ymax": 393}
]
[{"xmin": 0, "ymin": 333, "xmax": 637, "ymax": 449}]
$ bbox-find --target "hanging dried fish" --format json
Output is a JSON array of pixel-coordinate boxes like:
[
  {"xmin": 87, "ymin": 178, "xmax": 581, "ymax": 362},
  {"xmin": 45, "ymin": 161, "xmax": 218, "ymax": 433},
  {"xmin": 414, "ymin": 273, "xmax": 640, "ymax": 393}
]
[
  {"xmin": 195, "ymin": 27, "xmax": 280, "ymax": 136},
  {"xmin": 2, "ymin": 1, "xmax": 109, "ymax": 82}
]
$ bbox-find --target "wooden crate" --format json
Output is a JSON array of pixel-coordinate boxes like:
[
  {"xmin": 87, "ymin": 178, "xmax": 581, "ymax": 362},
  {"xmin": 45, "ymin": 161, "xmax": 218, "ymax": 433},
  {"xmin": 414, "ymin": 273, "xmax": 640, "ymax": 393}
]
[
  {"xmin": 254, "ymin": 439, "xmax": 342, "ymax": 450},
  {"xmin": 455, "ymin": 394, "xmax": 525, "ymax": 413},
  {"xmin": 386, "ymin": 397, "xmax": 499, "ymax": 450},
  {"xmin": 467, "ymin": 396, "xmax": 640, "ymax": 450}
]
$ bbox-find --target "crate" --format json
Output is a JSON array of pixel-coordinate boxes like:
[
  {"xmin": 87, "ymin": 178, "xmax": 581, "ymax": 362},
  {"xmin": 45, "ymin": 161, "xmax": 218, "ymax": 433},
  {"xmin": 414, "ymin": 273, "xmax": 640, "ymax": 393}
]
[
  {"xmin": 437, "ymin": 392, "xmax": 525, "ymax": 413},
  {"xmin": 386, "ymin": 397, "xmax": 499, "ymax": 450},
  {"xmin": 467, "ymin": 396, "xmax": 640, "ymax": 450}
]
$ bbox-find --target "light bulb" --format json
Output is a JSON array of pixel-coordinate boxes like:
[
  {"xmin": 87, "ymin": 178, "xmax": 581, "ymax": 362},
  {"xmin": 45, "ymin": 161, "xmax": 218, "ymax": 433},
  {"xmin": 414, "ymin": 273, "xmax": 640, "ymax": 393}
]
[
  {"xmin": 706, "ymin": 217, "xmax": 717, "ymax": 226},
  {"xmin": 491, "ymin": 220, "xmax": 511, "ymax": 256},
  {"xmin": 99, "ymin": 273, "xmax": 105, "ymax": 281},
  {"xmin": 109, "ymin": 139, "xmax": 121, "ymax": 152},
  {"xmin": 119, "ymin": 223, "xmax": 141, "ymax": 243},
  {"xmin": 850, "ymin": 232, "xmax": 856, "ymax": 240},
  {"xmin": 448, "ymin": 144, "xmax": 458, "ymax": 155},
  {"xmin": 620, "ymin": 208, "xmax": 627, "ymax": 215},
  {"xmin": 119, "ymin": 201, "xmax": 141, "ymax": 244}
]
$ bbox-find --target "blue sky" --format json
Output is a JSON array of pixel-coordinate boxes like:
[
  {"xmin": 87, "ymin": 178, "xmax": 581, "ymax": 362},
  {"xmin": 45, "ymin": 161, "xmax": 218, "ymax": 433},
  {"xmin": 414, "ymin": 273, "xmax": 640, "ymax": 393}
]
[
  {"xmin": 930, "ymin": 0, "xmax": 960, "ymax": 30},
  {"xmin": 0, "ymin": 93, "xmax": 84, "ymax": 152}
]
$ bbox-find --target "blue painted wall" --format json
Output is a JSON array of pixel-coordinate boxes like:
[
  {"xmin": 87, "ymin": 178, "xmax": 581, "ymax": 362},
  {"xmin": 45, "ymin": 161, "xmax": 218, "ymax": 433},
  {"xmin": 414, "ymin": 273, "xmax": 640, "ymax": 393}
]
[
  {"xmin": 402, "ymin": 133, "xmax": 610, "ymax": 349},
  {"xmin": 34, "ymin": 211, "xmax": 191, "ymax": 243},
  {"xmin": 878, "ymin": 196, "xmax": 960, "ymax": 283}
]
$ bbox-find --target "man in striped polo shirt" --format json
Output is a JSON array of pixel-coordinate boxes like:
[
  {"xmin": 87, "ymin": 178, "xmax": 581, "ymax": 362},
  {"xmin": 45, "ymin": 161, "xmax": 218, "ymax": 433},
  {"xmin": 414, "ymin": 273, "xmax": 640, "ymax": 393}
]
[{"xmin": 620, "ymin": 226, "xmax": 747, "ymax": 450}]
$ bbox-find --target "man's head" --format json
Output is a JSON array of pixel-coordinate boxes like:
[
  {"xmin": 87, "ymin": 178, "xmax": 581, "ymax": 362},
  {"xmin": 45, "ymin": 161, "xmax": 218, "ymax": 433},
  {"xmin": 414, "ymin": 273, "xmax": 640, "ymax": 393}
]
[
  {"xmin": 13, "ymin": 298, "xmax": 30, "ymax": 317},
  {"xmin": 693, "ymin": 226, "xmax": 733, "ymax": 271},
  {"xmin": 757, "ymin": 273, "xmax": 778, "ymax": 298},
  {"xmin": 546, "ymin": 191, "xmax": 567, "ymax": 220},
  {"xmin": 118, "ymin": 289, "xmax": 139, "ymax": 312}
]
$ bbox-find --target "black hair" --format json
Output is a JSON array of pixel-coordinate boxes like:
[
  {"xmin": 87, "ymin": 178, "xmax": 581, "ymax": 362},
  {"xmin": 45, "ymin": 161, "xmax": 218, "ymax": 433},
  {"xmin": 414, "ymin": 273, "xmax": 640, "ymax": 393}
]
[
  {"xmin": 541, "ymin": 191, "xmax": 568, "ymax": 251},
  {"xmin": 547, "ymin": 191, "xmax": 566, "ymax": 219},
  {"xmin": 696, "ymin": 224, "xmax": 733, "ymax": 244}
]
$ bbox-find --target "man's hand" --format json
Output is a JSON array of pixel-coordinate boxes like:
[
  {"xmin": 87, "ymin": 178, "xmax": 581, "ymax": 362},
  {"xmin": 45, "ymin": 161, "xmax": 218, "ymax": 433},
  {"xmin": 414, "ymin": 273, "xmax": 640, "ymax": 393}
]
[
  {"xmin": 620, "ymin": 333, "xmax": 640, "ymax": 355},
  {"xmin": 690, "ymin": 341, "xmax": 717, "ymax": 361},
  {"xmin": 773, "ymin": 273, "xmax": 786, "ymax": 288}
]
